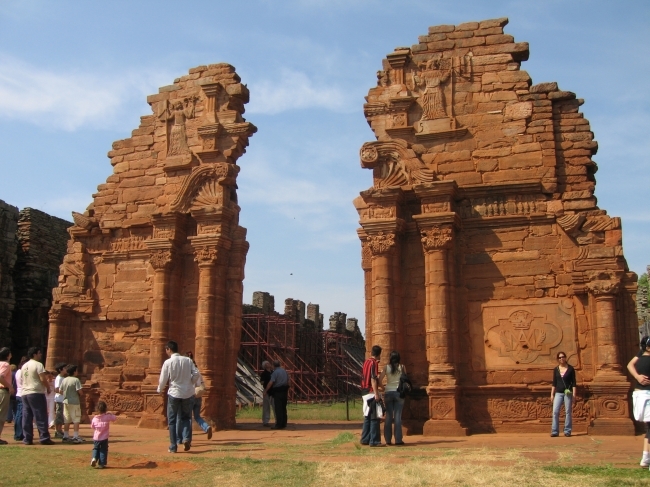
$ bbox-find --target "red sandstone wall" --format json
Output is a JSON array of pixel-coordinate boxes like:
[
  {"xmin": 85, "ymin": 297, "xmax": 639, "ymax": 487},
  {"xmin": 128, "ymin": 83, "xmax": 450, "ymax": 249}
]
[
  {"xmin": 47, "ymin": 64, "xmax": 255, "ymax": 428},
  {"xmin": 356, "ymin": 18, "xmax": 638, "ymax": 435}
]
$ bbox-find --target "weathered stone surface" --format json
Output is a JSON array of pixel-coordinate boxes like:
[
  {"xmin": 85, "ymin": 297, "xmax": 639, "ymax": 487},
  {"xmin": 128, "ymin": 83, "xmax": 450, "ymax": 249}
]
[
  {"xmin": 356, "ymin": 18, "xmax": 636, "ymax": 436},
  {"xmin": 46, "ymin": 65, "xmax": 256, "ymax": 430}
]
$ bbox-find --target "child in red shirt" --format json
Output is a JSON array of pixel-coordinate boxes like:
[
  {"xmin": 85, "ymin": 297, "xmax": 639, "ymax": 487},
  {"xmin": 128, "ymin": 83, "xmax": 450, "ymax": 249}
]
[{"xmin": 90, "ymin": 400, "xmax": 117, "ymax": 469}]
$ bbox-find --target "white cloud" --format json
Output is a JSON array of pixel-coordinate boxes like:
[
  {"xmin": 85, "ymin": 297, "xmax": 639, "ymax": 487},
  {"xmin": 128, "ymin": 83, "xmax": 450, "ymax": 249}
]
[
  {"xmin": 0, "ymin": 54, "xmax": 172, "ymax": 131},
  {"xmin": 247, "ymin": 68, "xmax": 350, "ymax": 114}
]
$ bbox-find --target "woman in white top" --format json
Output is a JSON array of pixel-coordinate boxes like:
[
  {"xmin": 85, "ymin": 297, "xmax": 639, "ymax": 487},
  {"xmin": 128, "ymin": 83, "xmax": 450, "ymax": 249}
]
[{"xmin": 378, "ymin": 350, "xmax": 406, "ymax": 445}]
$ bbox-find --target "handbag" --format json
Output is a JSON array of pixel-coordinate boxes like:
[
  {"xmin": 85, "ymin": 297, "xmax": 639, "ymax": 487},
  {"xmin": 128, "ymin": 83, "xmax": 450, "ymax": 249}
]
[{"xmin": 396, "ymin": 365, "xmax": 412, "ymax": 399}]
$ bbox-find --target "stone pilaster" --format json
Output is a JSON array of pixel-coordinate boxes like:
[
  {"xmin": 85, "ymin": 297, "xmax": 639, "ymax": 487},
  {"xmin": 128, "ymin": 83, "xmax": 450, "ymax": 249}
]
[
  {"xmin": 367, "ymin": 231, "xmax": 398, "ymax": 358},
  {"xmin": 360, "ymin": 239, "xmax": 373, "ymax": 357},
  {"xmin": 148, "ymin": 249, "xmax": 174, "ymax": 372},
  {"xmin": 586, "ymin": 278, "xmax": 634, "ymax": 435},
  {"xmin": 45, "ymin": 306, "xmax": 73, "ymax": 371}
]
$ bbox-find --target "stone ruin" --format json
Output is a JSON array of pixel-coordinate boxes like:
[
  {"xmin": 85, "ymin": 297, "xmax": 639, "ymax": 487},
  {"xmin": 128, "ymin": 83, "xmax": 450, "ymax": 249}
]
[
  {"xmin": 0, "ymin": 201, "xmax": 71, "ymax": 358},
  {"xmin": 355, "ymin": 18, "xmax": 638, "ymax": 435},
  {"xmin": 637, "ymin": 267, "xmax": 649, "ymax": 337},
  {"xmin": 45, "ymin": 64, "xmax": 256, "ymax": 428}
]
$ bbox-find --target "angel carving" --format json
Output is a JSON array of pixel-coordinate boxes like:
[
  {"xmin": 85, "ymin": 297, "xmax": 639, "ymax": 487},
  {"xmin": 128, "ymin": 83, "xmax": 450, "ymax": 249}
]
[
  {"xmin": 413, "ymin": 59, "xmax": 451, "ymax": 121},
  {"xmin": 158, "ymin": 96, "xmax": 198, "ymax": 156}
]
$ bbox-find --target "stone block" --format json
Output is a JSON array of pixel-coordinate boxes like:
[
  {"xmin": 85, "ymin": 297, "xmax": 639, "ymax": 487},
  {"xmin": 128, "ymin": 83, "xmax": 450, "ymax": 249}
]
[
  {"xmin": 486, "ymin": 34, "xmax": 514, "ymax": 45},
  {"xmin": 498, "ymin": 151, "xmax": 543, "ymax": 170},
  {"xmin": 530, "ymin": 82, "xmax": 558, "ymax": 93}
]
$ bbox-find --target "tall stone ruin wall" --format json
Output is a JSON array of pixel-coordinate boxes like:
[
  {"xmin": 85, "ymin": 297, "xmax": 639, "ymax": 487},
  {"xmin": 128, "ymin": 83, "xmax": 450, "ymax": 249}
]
[
  {"xmin": 0, "ymin": 202, "xmax": 71, "ymax": 356},
  {"xmin": 355, "ymin": 18, "xmax": 638, "ymax": 435},
  {"xmin": 0, "ymin": 200, "xmax": 19, "ymax": 345},
  {"xmin": 11, "ymin": 209, "xmax": 72, "ymax": 359},
  {"xmin": 46, "ymin": 64, "xmax": 256, "ymax": 429}
]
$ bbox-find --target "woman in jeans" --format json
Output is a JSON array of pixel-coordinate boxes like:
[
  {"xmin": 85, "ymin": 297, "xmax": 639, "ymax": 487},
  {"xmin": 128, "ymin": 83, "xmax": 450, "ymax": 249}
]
[
  {"xmin": 183, "ymin": 352, "xmax": 212, "ymax": 440},
  {"xmin": 378, "ymin": 351, "xmax": 406, "ymax": 446},
  {"xmin": 550, "ymin": 351, "xmax": 576, "ymax": 437}
]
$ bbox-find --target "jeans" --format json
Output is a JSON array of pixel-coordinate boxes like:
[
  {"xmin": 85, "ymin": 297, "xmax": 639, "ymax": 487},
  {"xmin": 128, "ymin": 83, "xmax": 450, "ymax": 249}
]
[
  {"xmin": 14, "ymin": 397, "xmax": 23, "ymax": 440},
  {"xmin": 167, "ymin": 395, "xmax": 193, "ymax": 451},
  {"xmin": 384, "ymin": 391, "xmax": 404, "ymax": 444},
  {"xmin": 22, "ymin": 393, "xmax": 51, "ymax": 443},
  {"xmin": 361, "ymin": 415, "xmax": 380, "ymax": 445},
  {"xmin": 7, "ymin": 397, "xmax": 15, "ymax": 422},
  {"xmin": 552, "ymin": 392, "xmax": 573, "ymax": 435},
  {"xmin": 262, "ymin": 394, "xmax": 275, "ymax": 425},
  {"xmin": 191, "ymin": 397, "xmax": 210, "ymax": 433},
  {"xmin": 272, "ymin": 387, "xmax": 288, "ymax": 428},
  {"xmin": 92, "ymin": 439, "xmax": 109, "ymax": 466}
]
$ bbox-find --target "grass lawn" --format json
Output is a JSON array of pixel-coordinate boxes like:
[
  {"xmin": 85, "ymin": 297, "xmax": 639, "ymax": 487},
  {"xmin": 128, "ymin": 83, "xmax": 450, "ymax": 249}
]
[
  {"xmin": 2, "ymin": 431, "xmax": 650, "ymax": 487},
  {"xmin": 236, "ymin": 399, "xmax": 363, "ymax": 421}
]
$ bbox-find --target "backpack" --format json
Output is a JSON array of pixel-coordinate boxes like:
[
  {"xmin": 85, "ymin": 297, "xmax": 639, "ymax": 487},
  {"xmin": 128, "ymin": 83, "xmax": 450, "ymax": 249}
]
[{"xmin": 397, "ymin": 371, "xmax": 412, "ymax": 399}]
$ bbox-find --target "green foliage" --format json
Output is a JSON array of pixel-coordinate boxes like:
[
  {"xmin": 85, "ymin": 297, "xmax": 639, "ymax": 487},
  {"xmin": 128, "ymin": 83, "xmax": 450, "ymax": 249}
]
[
  {"xmin": 330, "ymin": 431, "xmax": 356, "ymax": 445},
  {"xmin": 236, "ymin": 399, "xmax": 363, "ymax": 421}
]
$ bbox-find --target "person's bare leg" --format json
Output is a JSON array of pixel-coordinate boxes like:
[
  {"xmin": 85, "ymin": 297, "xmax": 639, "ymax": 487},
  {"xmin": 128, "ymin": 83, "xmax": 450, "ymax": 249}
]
[{"xmin": 73, "ymin": 422, "xmax": 79, "ymax": 437}]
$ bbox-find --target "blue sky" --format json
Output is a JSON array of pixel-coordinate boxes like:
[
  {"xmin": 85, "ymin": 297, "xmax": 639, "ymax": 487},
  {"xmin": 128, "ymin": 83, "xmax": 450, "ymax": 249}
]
[{"xmin": 0, "ymin": 0, "xmax": 648, "ymax": 332}]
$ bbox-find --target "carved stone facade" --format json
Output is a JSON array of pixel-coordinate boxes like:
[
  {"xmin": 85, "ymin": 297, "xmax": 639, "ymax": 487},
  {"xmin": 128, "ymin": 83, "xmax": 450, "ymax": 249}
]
[
  {"xmin": 355, "ymin": 19, "xmax": 638, "ymax": 435},
  {"xmin": 46, "ymin": 64, "xmax": 255, "ymax": 429}
]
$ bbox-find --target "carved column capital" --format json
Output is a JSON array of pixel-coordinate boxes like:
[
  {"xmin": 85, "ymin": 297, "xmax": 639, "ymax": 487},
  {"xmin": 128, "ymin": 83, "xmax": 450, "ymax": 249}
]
[
  {"xmin": 586, "ymin": 280, "xmax": 620, "ymax": 297},
  {"xmin": 420, "ymin": 225, "xmax": 453, "ymax": 252},
  {"xmin": 361, "ymin": 241, "xmax": 372, "ymax": 270},
  {"xmin": 150, "ymin": 249, "xmax": 173, "ymax": 271},
  {"xmin": 194, "ymin": 246, "xmax": 218, "ymax": 266},
  {"xmin": 367, "ymin": 232, "xmax": 396, "ymax": 255}
]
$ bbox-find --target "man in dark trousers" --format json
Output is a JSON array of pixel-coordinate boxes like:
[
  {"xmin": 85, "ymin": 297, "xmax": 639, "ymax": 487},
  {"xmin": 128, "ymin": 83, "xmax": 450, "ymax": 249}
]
[
  {"xmin": 264, "ymin": 360, "xmax": 289, "ymax": 429},
  {"xmin": 361, "ymin": 345, "xmax": 382, "ymax": 446},
  {"xmin": 260, "ymin": 361, "xmax": 274, "ymax": 427}
]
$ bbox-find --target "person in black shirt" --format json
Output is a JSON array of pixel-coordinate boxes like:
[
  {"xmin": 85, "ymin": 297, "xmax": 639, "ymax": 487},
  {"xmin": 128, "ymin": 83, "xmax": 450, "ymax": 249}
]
[
  {"xmin": 259, "ymin": 361, "xmax": 274, "ymax": 427},
  {"xmin": 550, "ymin": 351, "xmax": 576, "ymax": 437},
  {"xmin": 627, "ymin": 336, "xmax": 650, "ymax": 469}
]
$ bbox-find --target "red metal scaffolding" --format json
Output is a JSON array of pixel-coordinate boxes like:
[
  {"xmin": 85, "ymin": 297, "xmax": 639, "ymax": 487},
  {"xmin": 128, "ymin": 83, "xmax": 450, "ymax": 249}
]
[{"xmin": 239, "ymin": 314, "xmax": 364, "ymax": 402}]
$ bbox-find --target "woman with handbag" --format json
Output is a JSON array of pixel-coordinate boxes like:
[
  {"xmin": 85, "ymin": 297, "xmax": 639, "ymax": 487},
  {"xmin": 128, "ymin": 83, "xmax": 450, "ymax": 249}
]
[
  {"xmin": 627, "ymin": 336, "xmax": 650, "ymax": 468},
  {"xmin": 185, "ymin": 352, "xmax": 212, "ymax": 439},
  {"xmin": 378, "ymin": 351, "xmax": 406, "ymax": 446},
  {"xmin": 550, "ymin": 351, "xmax": 576, "ymax": 437}
]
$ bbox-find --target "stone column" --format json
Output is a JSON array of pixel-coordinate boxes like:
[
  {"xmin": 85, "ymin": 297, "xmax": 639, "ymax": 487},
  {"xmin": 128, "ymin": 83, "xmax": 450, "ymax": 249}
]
[
  {"xmin": 148, "ymin": 249, "xmax": 174, "ymax": 371},
  {"xmin": 420, "ymin": 224, "xmax": 466, "ymax": 436},
  {"xmin": 46, "ymin": 306, "xmax": 71, "ymax": 370},
  {"xmin": 138, "ymin": 248, "xmax": 174, "ymax": 429},
  {"xmin": 361, "ymin": 240, "xmax": 373, "ymax": 357},
  {"xmin": 586, "ymin": 278, "xmax": 634, "ymax": 435},
  {"xmin": 367, "ymin": 232, "xmax": 397, "ymax": 359},
  {"xmin": 194, "ymin": 245, "xmax": 218, "ymax": 410},
  {"xmin": 220, "ymin": 227, "xmax": 249, "ymax": 428}
]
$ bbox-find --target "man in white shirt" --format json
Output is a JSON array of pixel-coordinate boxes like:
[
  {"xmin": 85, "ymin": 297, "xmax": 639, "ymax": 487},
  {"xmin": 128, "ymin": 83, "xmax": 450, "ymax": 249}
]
[
  {"xmin": 157, "ymin": 340, "xmax": 198, "ymax": 453},
  {"xmin": 21, "ymin": 347, "xmax": 54, "ymax": 445}
]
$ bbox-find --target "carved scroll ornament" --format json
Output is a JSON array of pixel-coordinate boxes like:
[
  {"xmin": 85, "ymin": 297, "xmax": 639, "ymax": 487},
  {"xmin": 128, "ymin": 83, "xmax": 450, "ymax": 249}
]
[
  {"xmin": 150, "ymin": 250, "xmax": 173, "ymax": 270},
  {"xmin": 421, "ymin": 226, "xmax": 453, "ymax": 252},
  {"xmin": 367, "ymin": 232, "xmax": 396, "ymax": 255}
]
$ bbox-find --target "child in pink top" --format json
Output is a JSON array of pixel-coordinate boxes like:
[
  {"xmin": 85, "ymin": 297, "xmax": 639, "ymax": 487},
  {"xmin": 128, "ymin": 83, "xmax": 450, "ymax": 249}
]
[{"xmin": 90, "ymin": 401, "xmax": 117, "ymax": 469}]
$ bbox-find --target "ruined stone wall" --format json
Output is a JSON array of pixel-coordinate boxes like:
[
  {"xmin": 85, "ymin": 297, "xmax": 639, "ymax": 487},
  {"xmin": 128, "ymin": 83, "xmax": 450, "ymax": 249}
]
[
  {"xmin": 355, "ymin": 18, "xmax": 638, "ymax": 435},
  {"xmin": 0, "ymin": 200, "xmax": 19, "ymax": 345},
  {"xmin": 10, "ymin": 209, "xmax": 72, "ymax": 359},
  {"xmin": 46, "ymin": 64, "xmax": 256, "ymax": 428}
]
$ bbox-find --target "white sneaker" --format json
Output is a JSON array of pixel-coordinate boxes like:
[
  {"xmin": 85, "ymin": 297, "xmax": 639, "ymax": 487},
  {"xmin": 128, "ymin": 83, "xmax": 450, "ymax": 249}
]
[
  {"xmin": 641, "ymin": 457, "xmax": 649, "ymax": 468},
  {"xmin": 73, "ymin": 437, "xmax": 86, "ymax": 444},
  {"xmin": 91, "ymin": 458, "xmax": 97, "ymax": 467}
]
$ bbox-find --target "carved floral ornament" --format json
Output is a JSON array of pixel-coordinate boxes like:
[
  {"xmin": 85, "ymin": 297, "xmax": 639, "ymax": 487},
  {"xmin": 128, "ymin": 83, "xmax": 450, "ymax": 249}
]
[
  {"xmin": 366, "ymin": 232, "xmax": 396, "ymax": 255},
  {"xmin": 420, "ymin": 226, "xmax": 453, "ymax": 252},
  {"xmin": 194, "ymin": 246, "xmax": 218, "ymax": 265},
  {"xmin": 150, "ymin": 250, "xmax": 173, "ymax": 270}
]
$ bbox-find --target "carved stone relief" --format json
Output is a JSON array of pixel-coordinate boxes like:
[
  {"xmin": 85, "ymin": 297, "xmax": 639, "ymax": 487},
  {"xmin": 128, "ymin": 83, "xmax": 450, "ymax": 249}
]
[
  {"xmin": 459, "ymin": 194, "xmax": 546, "ymax": 219},
  {"xmin": 100, "ymin": 392, "xmax": 144, "ymax": 412},
  {"xmin": 471, "ymin": 299, "xmax": 577, "ymax": 369},
  {"xmin": 157, "ymin": 96, "xmax": 198, "ymax": 157}
]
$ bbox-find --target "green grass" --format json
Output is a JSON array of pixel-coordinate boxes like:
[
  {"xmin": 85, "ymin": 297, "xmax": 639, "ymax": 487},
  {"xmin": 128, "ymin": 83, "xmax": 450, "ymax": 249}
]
[{"xmin": 236, "ymin": 399, "xmax": 363, "ymax": 421}]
